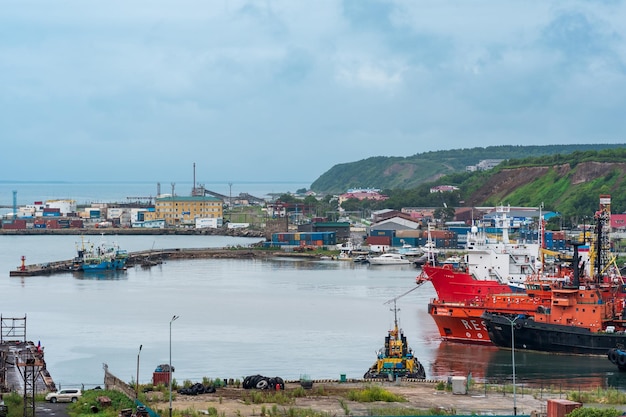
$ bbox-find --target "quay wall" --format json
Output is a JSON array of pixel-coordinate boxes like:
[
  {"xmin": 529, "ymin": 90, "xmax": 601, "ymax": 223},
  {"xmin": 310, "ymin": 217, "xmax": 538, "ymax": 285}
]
[
  {"xmin": 104, "ymin": 364, "xmax": 137, "ymax": 399},
  {"xmin": 0, "ymin": 227, "xmax": 266, "ymax": 238}
]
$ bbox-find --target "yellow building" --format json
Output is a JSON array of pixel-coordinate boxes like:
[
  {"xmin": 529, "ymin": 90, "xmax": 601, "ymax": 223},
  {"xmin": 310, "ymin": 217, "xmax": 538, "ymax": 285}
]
[{"xmin": 146, "ymin": 195, "xmax": 223, "ymax": 227}]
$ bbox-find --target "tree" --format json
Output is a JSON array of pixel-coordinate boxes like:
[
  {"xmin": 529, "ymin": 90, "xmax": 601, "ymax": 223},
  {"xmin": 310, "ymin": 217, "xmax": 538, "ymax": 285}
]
[{"xmin": 433, "ymin": 206, "xmax": 456, "ymax": 224}]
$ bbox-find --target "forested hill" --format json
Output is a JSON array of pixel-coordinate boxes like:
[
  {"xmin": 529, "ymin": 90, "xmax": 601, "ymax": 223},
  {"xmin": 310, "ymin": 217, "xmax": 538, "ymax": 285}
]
[{"xmin": 310, "ymin": 144, "xmax": 626, "ymax": 194}]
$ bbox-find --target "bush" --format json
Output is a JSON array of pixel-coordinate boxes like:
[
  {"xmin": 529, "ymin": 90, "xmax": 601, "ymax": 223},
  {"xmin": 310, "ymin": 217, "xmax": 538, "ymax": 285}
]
[
  {"xmin": 567, "ymin": 407, "xmax": 623, "ymax": 417},
  {"xmin": 346, "ymin": 385, "xmax": 406, "ymax": 403},
  {"xmin": 68, "ymin": 389, "xmax": 134, "ymax": 416}
]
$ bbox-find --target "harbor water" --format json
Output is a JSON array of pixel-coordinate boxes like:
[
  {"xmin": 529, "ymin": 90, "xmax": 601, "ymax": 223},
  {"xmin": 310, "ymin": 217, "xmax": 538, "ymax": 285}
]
[
  {"xmin": 1, "ymin": 180, "xmax": 625, "ymax": 391},
  {"xmin": 1, "ymin": 234, "xmax": 625, "ymax": 391}
]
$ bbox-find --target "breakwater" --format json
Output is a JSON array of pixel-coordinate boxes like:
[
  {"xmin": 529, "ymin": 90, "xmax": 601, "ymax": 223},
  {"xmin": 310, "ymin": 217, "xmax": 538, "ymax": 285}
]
[
  {"xmin": 0, "ymin": 227, "xmax": 265, "ymax": 238},
  {"xmin": 8, "ymin": 247, "xmax": 317, "ymax": 277}
]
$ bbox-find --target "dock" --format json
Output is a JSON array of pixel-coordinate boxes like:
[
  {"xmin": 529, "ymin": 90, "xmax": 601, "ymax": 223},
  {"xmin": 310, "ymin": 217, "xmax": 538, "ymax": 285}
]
[
  {"xmin": 0, "ymin": 316, "xmax": 56, "ymax": 394},
  {"xmin": 8, "ymin": 248, "xmax": 288, "ymax": 277}
]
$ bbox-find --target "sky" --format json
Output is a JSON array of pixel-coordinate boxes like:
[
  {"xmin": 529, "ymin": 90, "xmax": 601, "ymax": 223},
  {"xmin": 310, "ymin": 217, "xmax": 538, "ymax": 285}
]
[{"xmin": 2, "ymin": 1, "xmax": 626, "ymax": 184}]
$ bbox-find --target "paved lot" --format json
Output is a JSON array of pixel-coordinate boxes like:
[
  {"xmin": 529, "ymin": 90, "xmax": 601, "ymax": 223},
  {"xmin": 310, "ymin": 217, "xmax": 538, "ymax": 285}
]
[{"xmin": 35, "ymin": 402, "xmax": 70, "ymax": 417}]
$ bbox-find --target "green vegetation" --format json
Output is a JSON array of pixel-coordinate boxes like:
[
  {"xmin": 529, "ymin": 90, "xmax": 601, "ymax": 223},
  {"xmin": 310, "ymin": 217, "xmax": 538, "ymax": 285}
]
[
  {"xmin": 366, "ymin": 406, "xmax": 456, "ymax": 416},
  {"xmin": 304, "ymin": 147, "xmax": 626, "ymax": 226},
  {"xmin": 567, "ymin": 407, "xmax": 624, "ymax": 417},
  {"xmin": 310, "ymin": 144, "xmax": 626, "ymax": 193},
  {"xmin": 567, "ymin": 387, "xmax": 626, "ymax": 404},
  {"xmin": 345, "ymin": 385, "xmax": 406, "ymax": 402},
  {"xmin": 1, "ymin": 392, "xmax": 28, "ymax": 417},
  {"xmin": 67, "ymin": 389, "xmax": 134, "ymax": 417}
]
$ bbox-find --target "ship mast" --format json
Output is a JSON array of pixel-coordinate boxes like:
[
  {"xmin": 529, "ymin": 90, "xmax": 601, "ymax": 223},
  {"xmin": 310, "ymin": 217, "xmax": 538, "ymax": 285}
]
[{"xmin": 384, "ymin": 283, "xmax": 426, "ymax": 332}]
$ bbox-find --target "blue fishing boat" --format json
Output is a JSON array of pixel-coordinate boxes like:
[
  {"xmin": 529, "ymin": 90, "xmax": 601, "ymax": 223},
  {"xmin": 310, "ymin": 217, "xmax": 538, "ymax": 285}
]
[{"xmin": 76, "ymin": 237, "xmax": 128, "ymax": 271}]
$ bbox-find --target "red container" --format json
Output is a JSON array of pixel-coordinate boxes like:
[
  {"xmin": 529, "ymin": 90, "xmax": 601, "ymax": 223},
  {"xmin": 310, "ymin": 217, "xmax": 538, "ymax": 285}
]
[
  {"xmin": 366, "ymin": 236, "xmax": 391, "ymax": 245},
  {"xmin": 153, "ymin": 372, "xmax": 171, "ymax": 386},
  {"xmin": 546, "ymin": 399, "xmax": 581, "ymax": 417}
]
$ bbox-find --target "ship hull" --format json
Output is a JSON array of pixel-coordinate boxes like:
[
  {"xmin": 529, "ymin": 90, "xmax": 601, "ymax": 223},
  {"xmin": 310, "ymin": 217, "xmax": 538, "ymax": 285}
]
[
  {"xmin": 428, "ymin": 294, "xmax": 550, "ymax": 344},
  {"xmin": 427, "ymin": 302, "xmax": 492, "ymax": 344},
  {"xmin": 421, "ymin": 264, "xmax": 511, "ymax": 302},
  {"xmin": 482, "ymin": 312, "xmax": 626, "ymax": 355}
]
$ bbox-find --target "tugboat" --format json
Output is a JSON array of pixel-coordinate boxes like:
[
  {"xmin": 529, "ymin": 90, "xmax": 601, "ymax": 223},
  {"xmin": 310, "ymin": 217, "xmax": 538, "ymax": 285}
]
[{"xmin": 364, "ymin": 290, "xmax": 426, "ymax": 380}]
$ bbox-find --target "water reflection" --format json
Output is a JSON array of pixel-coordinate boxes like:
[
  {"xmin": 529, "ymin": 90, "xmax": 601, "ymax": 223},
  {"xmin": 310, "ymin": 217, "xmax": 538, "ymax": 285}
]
[
  {"xmin": 429, "ymin": 340, "xmax": 621, "ymax": 389},
  {"xmin": 73, "ymin": 270, "xmax": 128, "ymax": 280}
]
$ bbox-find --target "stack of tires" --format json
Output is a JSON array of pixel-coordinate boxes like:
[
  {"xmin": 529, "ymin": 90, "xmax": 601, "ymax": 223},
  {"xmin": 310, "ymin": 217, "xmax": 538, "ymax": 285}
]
[
  {"xmin": 178, "ymin": 383, "xmax": 217, "ymax": 395},
  {"xmin": 242, "ymin": 375, "xmax": 285, "ymax": 390}
]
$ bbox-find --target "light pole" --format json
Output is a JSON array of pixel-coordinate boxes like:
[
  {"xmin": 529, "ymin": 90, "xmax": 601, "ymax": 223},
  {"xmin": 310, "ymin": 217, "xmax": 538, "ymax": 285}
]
[
  {"xmin": 169, "ymin": 315, "xmax": 179, "ymax": 417},
  {"xmin": 502, "ymin": 315, "xmax": 522, "ymax": 416},
  {"xmin": 136, "ymin": 344, "xmax": 142, "ymax": 400}
]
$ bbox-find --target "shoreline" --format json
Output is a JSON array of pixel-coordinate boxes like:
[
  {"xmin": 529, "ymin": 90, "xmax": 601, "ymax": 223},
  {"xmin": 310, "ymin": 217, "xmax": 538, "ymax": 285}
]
[{"xmin": 0, "ymin": 227, "xmax": 266, "ymax": 238}]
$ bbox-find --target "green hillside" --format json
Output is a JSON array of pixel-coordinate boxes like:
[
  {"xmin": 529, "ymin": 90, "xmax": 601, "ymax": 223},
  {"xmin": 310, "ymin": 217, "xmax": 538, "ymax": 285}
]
[
  {"xmin": 310, "ymin": 144, "xmax": 626, "ymax": 194},
  {"xmin": 461, "ymin": 148, "xmax": 626, "ymax": 221},
  {"xmin": 332, "ymin": 148, "xmax": 626, "ymax": 225}
]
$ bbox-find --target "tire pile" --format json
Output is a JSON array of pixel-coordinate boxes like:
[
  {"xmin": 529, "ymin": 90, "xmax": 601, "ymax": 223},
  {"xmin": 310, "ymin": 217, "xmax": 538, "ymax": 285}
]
[
  {"xmin": 178, "ymin": 383, "xmax": 217, "ymax": 395},
  {"xmin": 242, "ymin": 375, "xmax": 285, "ymax": 390}
]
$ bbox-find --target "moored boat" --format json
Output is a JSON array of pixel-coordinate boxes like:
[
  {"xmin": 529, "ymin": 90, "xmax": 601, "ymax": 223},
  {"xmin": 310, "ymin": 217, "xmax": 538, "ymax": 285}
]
[
  {"xmin": 364, "ymin": 298, "xmax": 426, "ymax": 380},
  {"xmin": 76, "ymin": 237, "xmax": 128, "ymax": 271},
  {"xmin": 368, "ymin": 253, "xmax": 411, "ymax": 265},
  {"xmin": 427, "ymin": 270, "xmax": 559, "ymax": 344},
  {"xmin": 417, "ymin": 205, "xmax": 540, "ymax": 303},
  {"xmin": 482, "ymin": 202, "xmax": 626, "ymax": 355}
]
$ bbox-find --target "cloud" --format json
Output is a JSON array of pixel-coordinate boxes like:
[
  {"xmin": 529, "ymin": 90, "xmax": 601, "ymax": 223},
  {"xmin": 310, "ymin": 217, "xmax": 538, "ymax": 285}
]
[{"xmin": 1, "ymin": 1, "xmax": 625, "ymax": 184}]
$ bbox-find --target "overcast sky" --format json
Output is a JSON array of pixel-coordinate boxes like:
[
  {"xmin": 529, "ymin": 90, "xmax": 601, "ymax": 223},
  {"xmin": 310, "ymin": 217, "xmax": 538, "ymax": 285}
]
[{"xmin": 2, "ymin": 1, "xmax": 626, "ymax": 183}]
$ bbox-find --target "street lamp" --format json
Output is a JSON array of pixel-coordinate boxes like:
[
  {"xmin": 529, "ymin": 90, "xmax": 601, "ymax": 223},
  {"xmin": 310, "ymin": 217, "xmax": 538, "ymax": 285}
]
[
  {"xmin": 169, "ymin": 315, "xmax": 179, "ymax": 417},
  {"xmin": 502, "ymin": 315, "xmax": 523, "ymax": 416},
  {"xmin": 136, "ymin": 344, "xmax": 142, "ymax": 399}
]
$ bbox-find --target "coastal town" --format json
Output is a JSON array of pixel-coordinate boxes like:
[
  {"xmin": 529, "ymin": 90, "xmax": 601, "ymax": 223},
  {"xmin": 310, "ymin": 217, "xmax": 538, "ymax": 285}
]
[{"xmin": 3, "ymin": 185, "xmax": 626, "ymax": 417}]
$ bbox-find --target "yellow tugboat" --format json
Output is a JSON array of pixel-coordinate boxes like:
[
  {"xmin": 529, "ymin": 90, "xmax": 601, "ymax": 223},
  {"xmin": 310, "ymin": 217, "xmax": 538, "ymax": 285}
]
[{"xmin": 364, "ymin": 291, "xmax": 426, "ymax": 380}]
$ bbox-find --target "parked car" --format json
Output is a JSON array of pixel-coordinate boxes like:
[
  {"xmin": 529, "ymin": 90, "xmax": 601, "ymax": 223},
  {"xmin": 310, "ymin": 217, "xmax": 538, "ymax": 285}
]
[{"xmin": 45, "ymin": 389, "xmax": 82, "ymax": 403}]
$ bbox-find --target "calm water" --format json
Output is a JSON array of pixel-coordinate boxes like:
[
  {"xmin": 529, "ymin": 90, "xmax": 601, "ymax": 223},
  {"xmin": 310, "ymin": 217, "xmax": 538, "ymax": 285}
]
[{"xmin": 1, "ymin": 234, "xmax": 624, "ymax": 391}]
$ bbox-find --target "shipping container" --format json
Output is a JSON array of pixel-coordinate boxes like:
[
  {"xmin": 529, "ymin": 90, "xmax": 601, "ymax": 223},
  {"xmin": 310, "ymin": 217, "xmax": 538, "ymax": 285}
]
[
  {"xmin": 70, "ymin": 220, "xmax": 84, "ymax": 228},
  {"xmin": 395, "ymin": 230, "xmax": 423, "ymax": 238},
  {"xmin": 366, "ymin": 236, "xmax": 391, "ymax": 246},
  {"xmin": 430, "ymin": 230, "xmax": 455, "ymax": 239},
  {"xmin": 546, "ymin": 399, "xmax": 581, "ymax": 417},
  {"xmin": 42, "ymin": 211, "xmax": 61, "ymax": 217},
  {"xmin": 46, "ymin": 220, "xmax": 60, "ymax": 229},
  {"xmin": 152, "ymin": 372, "xmax": 171, "ymax": 386}
]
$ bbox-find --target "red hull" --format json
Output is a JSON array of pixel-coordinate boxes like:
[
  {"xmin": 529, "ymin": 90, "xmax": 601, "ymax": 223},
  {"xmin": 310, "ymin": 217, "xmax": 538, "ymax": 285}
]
[
  {"xmin": 428, "ymin": 291, "xmax": 552, "ymax": 344},
  {"xmin": 427, "ymin": 303, "xmax": 492, "ymax": 344},
  {"xmin": 420, "ymin": 264, "xmax": 511, "ymax": 303}
]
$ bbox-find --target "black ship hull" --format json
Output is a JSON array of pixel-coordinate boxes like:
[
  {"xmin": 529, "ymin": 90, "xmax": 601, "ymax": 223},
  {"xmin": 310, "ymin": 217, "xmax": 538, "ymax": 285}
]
[{"xmin": 482, "ymin": 312, "xmax": 626, "ymax": 355}]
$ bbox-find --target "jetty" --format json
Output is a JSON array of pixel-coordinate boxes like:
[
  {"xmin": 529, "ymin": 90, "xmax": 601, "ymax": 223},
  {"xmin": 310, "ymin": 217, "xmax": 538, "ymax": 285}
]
[
  {"xmin": 9, "ymin": 248, "xmax": 309, "ymax": 277},
  {"xmin": 0, "ymin": 316, "xmax": 56, "ymax": 394}
]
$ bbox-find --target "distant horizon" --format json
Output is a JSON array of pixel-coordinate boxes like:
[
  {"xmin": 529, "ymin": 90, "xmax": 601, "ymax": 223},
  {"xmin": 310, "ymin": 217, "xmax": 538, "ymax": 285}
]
[{"xmin": 0, "ymin": 179, "xmax": 313, "ymax": 185}]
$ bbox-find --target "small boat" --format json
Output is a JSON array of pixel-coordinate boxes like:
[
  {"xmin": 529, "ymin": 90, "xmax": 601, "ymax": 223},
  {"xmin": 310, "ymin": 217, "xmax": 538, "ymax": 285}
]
[
  {"xmin": 353, "ymin": 255, "xmax": 369, "ymax": 263},
  {"xmin": 364, "ymin": 299, "xmax": 426, "ymax": 380},
  {"xmin": 440, "ymin": 255, "xmax": 462, "ymax": 268},
  {"xmin": 367, "ymin": 253, "xmax": 411, "ymax": 265},
  {"xmin": 398, "ymin": 240, "xmax": 422, "ymax": 256}
]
